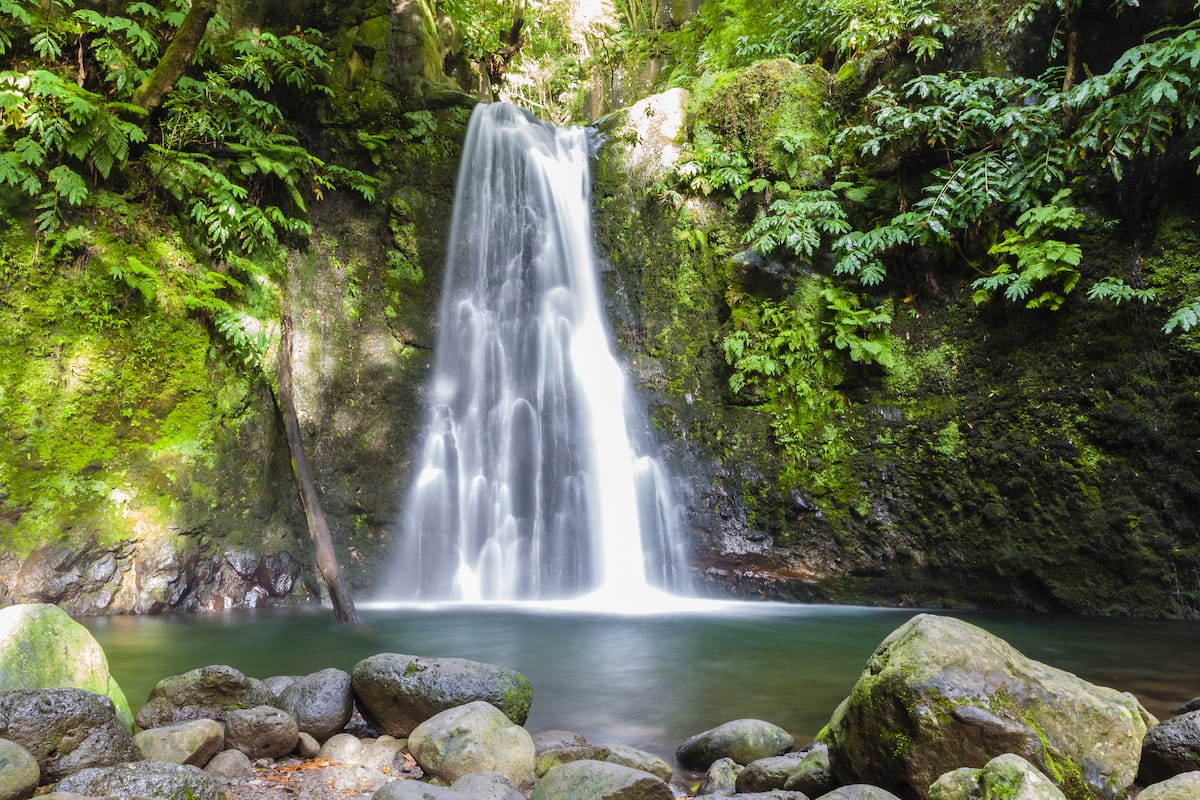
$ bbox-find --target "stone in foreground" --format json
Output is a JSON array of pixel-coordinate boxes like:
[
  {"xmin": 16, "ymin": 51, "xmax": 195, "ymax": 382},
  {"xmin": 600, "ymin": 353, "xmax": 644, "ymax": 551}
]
[
  {"xmin": 54, "ymin": 760, "xmax": 223, "ymax": 800},
  {"xmin": 929, "ymin": 754, "xmax": 1066, "ymax": 800},
  {"xmin": 1138, "ymin": 710, "xmax": 1200, "ymax": 785},
  {"xmin": 817, "ymin": 787, "xmax": 902, "ymax": 800},
  {"xmin": 737, "ymin": 752, "xmax": 806, "ymax": 792},
  {"xmin": 408, "ymin": 700, "xmax": 536, "ymax": 786},
  {"xmin": 1137, "ymin": 771, "xmax": 1200, "ymax": 800},
  {"xmin": 223, "ymin": 705, "xmax": 300, "ymax": 760},
  {"xmin": 699, "ymin": 757, "xmax": 743, "ymax": 795},
  {"xmin": 0, "ymin": 688, "xmax": 138, "ymax": 782},
  {"xmin": 0, "ymin": 604, "xmax": 134, "ymax": 732},
  {"xmin": 0, "ymin": 738, "xmax": 39, "ymax": 800},
  {"xmin": 532, "ymin": 759, "xmax": 674, "ymax": 800},
  {"xmin": 373, "ymin": 781, "xmax": 470, "ymax": 799},
  {"xmin": 352, "ymin": 653, "xmax": 532, "ymax": 737},
  {"xmin": 136, "ymin": 664, "xmax": 272, "ymax": 729},
  {"xmin": 274, "ymin": 667, "xmax": 354, "ymax": 741},
  {"xmin": 536, "ymin": 743, "xmax": 673, "ymax": 781},
  {"xmin": 783, "ymin": 744, "xmax": 834, "ymax": 796},
  {"xmin": 676, "ymin": 719, "xmax": 795, "ymax": 770},
  {"xmin": 823, "ymin": 614, "xmax": 1154, "ymax": 800},
  {"xmin": 450, "ymin": 770, "xmax": 525, "ymax": 800},
  {"xmin": 132, "ymin": 718, "xmax": 224, "ymax": 767}
]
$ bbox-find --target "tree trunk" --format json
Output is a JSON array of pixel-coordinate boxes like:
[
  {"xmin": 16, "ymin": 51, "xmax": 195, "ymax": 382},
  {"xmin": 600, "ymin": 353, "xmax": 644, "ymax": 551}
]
[
  {"xmin": 275, "ymin": 314, "xmax": 360, "ymax": 624},
  {"xmin": 131, "ymin": 0, "xmax": 219, "ymax": 113}
]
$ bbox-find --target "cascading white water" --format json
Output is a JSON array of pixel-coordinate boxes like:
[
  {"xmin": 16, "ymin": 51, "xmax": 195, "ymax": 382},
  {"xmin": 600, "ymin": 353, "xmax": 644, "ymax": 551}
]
[{"xmin": 383, "ymin": 103, "xmax": 688, "ymax": 604}]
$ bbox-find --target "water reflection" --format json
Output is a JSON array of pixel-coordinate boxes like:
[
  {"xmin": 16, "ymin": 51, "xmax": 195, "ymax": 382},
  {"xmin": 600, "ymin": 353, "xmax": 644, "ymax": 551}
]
[{"xmin": 83, "ymin": 605, "xmax": 1200, "ymax": 758}]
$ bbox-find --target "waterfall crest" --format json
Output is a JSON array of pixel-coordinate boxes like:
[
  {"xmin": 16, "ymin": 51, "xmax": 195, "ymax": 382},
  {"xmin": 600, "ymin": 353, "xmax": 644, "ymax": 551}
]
[{"xmin": 383, "ymin": 103, "xmax": 688, "ymax": 603}]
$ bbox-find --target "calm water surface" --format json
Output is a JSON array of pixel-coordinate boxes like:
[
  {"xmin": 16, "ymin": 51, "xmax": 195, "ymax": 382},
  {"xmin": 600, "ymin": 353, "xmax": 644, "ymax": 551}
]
[{"xmin": 82, "ymin": 603, "xmax": 1200, "ymax": 759}]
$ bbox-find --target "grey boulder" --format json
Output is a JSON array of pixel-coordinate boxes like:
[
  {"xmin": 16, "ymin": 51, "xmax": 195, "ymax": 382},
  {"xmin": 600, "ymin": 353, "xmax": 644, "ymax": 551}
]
[
  {"xmin": 823, "ymin": 614, "xmax": 1153, "ymax": 800},
  {"xmin": 784, "ymin": 744, "xmax": 835, "ymax": 796},
  {"xmin": 928, "ymin": 754, "xmax": 1066, "ymax": 800},
  {"xmin": 136, "ymin": 664, "xmax": 271, "ymax": 728},
  {"xmin": 532, "ymin": 759, "xmax": 674, "ymax": 800},
  {"xmin": 677, "ymin": 719, "xmax": 794, "ymax": 770},
  {"xmin": 408, "ymin": 700, "xmax": 536, "ymax": 786},
  {"xmin": 204, "ymin": 749, "xmax": 253, "ymax": 780},
  {"xmin": 0, "ymin": 738, "xmax": 38, "ymax": 800},
  {"xmin": 54, "ymin": 760, "xmax": 223, "ymax": 800},
  {"xmin": 698, "ymin": 757, "xmax": 742, "ymax": 795},
  {"xmin": 451, "ymin": 770, "xmax": 525, "ymax": 800},
  {"xmin": 737, "ymin": 752, "xmax": 807, "ymax": 792},
  {"xmin": 132, "ymin": 718, "xmax": 224, "ymax": 767},
  {"xmin": 536, "ymin": 743, "xmax": 672, "ymax": 782},
  {"xmin": 373, "ymin": 781, "xmax": 469, "ymax": 799},
  {"xmin": 1137, "ymin": 771, "xmax": 1200, "ymax": 800},
  {"xmin": 223, "ymin": 705, "xmax": 300, "ymax": 760},
  {"xmin": 816, "ymin": 786, "xmax": 903, "ymax": 800},
  {"xmin": 352, "ymin": 653, "xmax": 532, "ymax": 737},
  {"xmin": 274, "ymin": 667, "xmax": 354, "ymax": 741},
  {"xmin": 0, "ymin": 688, "xmax": 138, "ymax": 782},
  {"xmin": 1139, "ymin": 710, "xmax": 1200, "ymax": 784}
]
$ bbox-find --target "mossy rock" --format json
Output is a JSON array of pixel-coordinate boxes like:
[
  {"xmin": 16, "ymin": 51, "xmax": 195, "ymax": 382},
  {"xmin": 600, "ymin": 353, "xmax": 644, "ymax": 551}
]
[
  {"xmin": 0, "ymin": 603, "xmax": 133, "ymax": 732},
  {"xmin": 824, "ymin": 614, "xmax": 1154, "ymax": 800},
  {"xmin": 692, "ymin": 59, "xmax": 833, "ymax": 185}
]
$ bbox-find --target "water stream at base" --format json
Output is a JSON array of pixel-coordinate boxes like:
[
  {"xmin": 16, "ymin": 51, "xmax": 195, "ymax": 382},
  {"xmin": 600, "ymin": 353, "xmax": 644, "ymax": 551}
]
[{"xmin": 380, "ymin": 103, "xmax": 687, "ymax": 604}]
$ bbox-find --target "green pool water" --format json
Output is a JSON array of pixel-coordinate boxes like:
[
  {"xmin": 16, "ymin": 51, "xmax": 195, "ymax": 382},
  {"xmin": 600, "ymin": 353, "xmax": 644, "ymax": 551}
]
[{"xmin": 82, "ymin": 602, "xmax": 1199, "ymax": 759}]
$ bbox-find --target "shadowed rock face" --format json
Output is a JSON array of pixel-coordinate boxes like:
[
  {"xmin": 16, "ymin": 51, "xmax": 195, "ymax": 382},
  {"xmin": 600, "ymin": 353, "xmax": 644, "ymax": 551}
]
[
  {"xmin": 0, "ymin": 688, "xmax": 139, "ymax": 782},
  {"xmin": 823, "ymin": 614, "xmax": 1155, "ymax": 800}
]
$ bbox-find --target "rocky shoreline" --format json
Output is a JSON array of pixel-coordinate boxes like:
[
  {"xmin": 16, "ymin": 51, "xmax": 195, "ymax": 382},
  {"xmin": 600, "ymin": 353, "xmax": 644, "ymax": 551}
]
[{"xmin": 0, "ymin": 604, "xmax": 1198, "ymax": 800}]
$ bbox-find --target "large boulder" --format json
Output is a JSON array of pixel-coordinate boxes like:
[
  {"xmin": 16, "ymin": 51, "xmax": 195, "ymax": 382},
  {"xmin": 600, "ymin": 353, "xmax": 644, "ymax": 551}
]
[
  {"xmin": 823, "ymin": 614, "xmax": 1154, "ymax": 800},
  {"xmin": 928, "ymin": 754, "xmax": 1066, "ymax": 800},
  {"xmin": 0, "ymin": 738, "xmax": 38, "ymax": 800},
  {"xmin": 531, "ymin": 760, "xmax": 674, "ymax": 800},
  {"xmin": 1137, "ymin": 771, "xmax": 1200, "ymax": 800},
  {"xmin": 1138, "ymin": 710, "xmax": 1200, "ymax": 784},
  {"xmin": 136, "ymin": 664, "xmax": 271, "ymax": 729},
  {"xmin": 0, "ymin": 604, "xmax": 133, "ymax": 731},
  {"xmin": 223, "ymin": 705, "xmax": 300, "ymax": 760},
  {"xmin": 677, "ymin": 719, "xmax": 795, "ymax": 770},
  {"xmin": 0, "ymin": 688, "xmax": 138, "ymax": 782},
  {"xmin": 54, "ymin": 760, "xmax": 222, "ymax": 800},
  {"xmin": 408, "ymin": 700, "xmax": 536, "ymax": 786},
  {"xmin": 132, "ymin": 719, "xmax": 224, "ymax": 767},
  {"xmin": 274, "ymin": 667, "xmax": 354, "ymax": 741},
  {"xmin": 352, "ymin": 653, "xmax": 532, "ymax": 737}
]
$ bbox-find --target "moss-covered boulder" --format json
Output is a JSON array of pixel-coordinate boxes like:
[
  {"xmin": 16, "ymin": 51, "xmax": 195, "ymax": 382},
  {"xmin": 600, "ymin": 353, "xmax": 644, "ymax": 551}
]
[
  {"xmin": 536, "ymin": 743, "xmax": 672, "ymax": 782},
  {"xmin": 351, "ymin": 653, "xmax": 532, "ymax": 737},
  {"xmin": 136, "ymin": 664, "xmax": 272, "ymax": 729},
  {"xmin": 0, "ymin": 688, "xmax": 138, "ymax": 783},
  {"xmin": 930, "ymin": 754, "xmax": 1067, "ymax": 800},
  {"xmin": 823, "ymin": 614, "xmax": 1154, "ymax": 800},
  {"xmin": 0, "ymin": 603, "xmax": 133, "ymax": 732},
  {"xmin": 1137, "ymin": 772, "xmax": 1200, "ymax": 800},
  {"xmin": 132, "ymin": 719, "xmax": 224, "ymax": 767},
  {"xmin": 54, "ymin": 760, "xmax": 222, "ymax": 800},
  {"xmin": 0, "ymin": 738, "xmax": 38, "ymax": 800}
]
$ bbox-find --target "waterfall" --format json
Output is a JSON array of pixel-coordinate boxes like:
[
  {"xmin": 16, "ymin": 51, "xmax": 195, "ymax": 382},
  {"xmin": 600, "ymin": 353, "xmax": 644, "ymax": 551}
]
[{"xmin": 382, "ymin": 103, "xmax": 688, "ymax": 604}]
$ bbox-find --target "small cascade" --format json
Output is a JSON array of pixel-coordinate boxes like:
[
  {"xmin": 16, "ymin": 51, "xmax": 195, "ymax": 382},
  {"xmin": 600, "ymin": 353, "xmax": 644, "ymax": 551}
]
[{"xmin": 381, "ymin": 103, "xmax": 688, "ymax": 604}]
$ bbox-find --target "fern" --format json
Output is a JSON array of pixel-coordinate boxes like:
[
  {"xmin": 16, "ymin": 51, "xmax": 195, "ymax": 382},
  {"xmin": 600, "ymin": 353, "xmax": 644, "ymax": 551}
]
[{"xmin": 1164, "ymin": 298, "xmax": 1200, "ymax": 334}]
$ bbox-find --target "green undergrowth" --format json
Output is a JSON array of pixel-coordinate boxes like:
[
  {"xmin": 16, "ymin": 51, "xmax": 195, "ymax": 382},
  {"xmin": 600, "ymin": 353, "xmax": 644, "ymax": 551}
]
[{"xmin": 0, "ymin": 202, "xmax": 272, "ymax": 557}]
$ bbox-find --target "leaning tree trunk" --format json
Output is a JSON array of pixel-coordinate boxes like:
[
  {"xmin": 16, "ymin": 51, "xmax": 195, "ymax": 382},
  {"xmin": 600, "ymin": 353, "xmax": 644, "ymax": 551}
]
[
  {"xmin": 131, "ymin": 0, "xmax": 219, "ymax": 113},
  {"xmin": 275, "ymin": 314, "xmax": 360, "ymax": 624}
]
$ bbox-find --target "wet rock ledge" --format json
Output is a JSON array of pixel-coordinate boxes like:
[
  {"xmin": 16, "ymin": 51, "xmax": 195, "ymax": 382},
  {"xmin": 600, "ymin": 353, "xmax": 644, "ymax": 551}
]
[{"xmin": 0, "ymin": 603, "xmax": 1198, "ymax": 800}]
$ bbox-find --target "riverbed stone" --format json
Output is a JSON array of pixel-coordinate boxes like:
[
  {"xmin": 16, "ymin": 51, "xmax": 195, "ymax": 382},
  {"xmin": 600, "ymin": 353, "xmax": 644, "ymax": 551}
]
[
  {"xmin": 1137, "ymin": 771, "xmax": 1200, "ymax": 800},
  {"xmin": 928, "ymin": 767, "xmax": 983, "ymax": 800},
  {"xmin": 531, "ymin": 729, "xmax": 589, "ymax": 753},
  {"xmin": 136, "ymin": 664, "xmax": 272, "ymax": 728},
  {"xmin": 319, "ymin": 732, "xmax": 365, "ymax": 763},
  {"xmin": 408, "ymin": 700, "xmax": 536, "ymax": 786},
  {"xmin": 823, "ymin": 614, "xmax": 1154, "ymax": 800},
  {"xmin": 0, "ymin": 603, "xmax": 134, "ymax": 732},
  {"xmin": 224, "ymin": 705, "xmax": 300, "ymax": 759},
  {"xmin": 783, "ymin": 744, "xmax": 835, "ymax": 796},
  {"xmin": 263, "ymin": 675, "xmax": 299, "ymax": 700},
  {"xmin": 536, "ymin": 743, "xmax": 672, "ymax": 781},
  {"xmin": 737, "ymin": 752, "xmax": 807, "ymax": 792},
  {"xmin": 54, "ymin": 760, "xmax": 222, "ymax": 800},
  {"xmin": 0, "ymin": 738, "xmax": 38, "ymax": 800},
  {"xmin": 359, "ymin": 737, "xmax": 407, "ymax": 772},
  {"xmin": 0, "ymin": 688, "xmax": 138, "ymax": 782},
  {"xmin": 699, "ymin": 757, "xmax": 743, "ymax": 795},
  {"xmin": 373, "ymin": 781, "xmax": 469, "ymax": 799},
  {"xmin": 817, "ymin": 787, "xmax": 903, "ymax": 800},
  {"xmin": 204, "ymin": 749, "xmax": 253, "ymax": 780},
  {"xmin": 274, "ymin": 667, "xmax": 354, "ymax": 741},
  {"xmin": 295, "ymin": 731, "xmax": 321, "ymax": 758},
  {"xmin": 132, "ymin": 718, "xmax": 223, "ymax": 767},
  {"xmin": 1138, "ymin": 709, "xmax": 1200, "ymax": 784},
  {"xmin": 352, "ymin": 653, "xmax": 533, "ymax": 737},
  {"xmin": 677, "ymin": 719, "xmax": 795, "ymax": 769},
  {"xmin": 451, "ymin": 770, "xmax": 525, "ymax": 800},
  {"xmin": 531, "ymin": 759, "xmax": 674, "ymax": 800}
]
